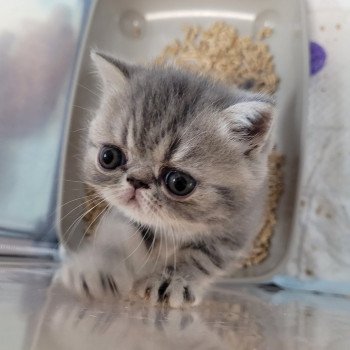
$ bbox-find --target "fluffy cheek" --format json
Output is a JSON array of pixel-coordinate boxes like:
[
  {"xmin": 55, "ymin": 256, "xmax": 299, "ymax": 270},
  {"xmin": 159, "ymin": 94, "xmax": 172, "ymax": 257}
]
[
  {"xmin": 162, "ymin": 188, "xmax": 236, "ymax": 230},
  {"xmin": 97, "ymin": 184, "xmax": 129, "ymax": 207},
  {"xmin": 131, "ymin": 191, "xmax": 166, "ymax": 222},
  {"xmin": 152, "ymin": 195, "xmax": 213, "ymax": 235},
  {"xmin": 98, "ymin": 187, "xmax": 120, "ymax": 207}
]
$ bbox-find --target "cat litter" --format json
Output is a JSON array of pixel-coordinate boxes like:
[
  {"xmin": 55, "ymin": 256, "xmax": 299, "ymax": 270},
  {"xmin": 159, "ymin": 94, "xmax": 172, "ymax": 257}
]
[{"xmin": 155, "ymin": 22, "xmax": 279, "ymax": 94}]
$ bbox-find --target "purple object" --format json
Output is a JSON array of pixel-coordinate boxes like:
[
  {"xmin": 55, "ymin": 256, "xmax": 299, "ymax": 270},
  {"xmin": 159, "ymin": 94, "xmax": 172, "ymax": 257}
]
[{"xmin": 310, "ymin": 41, "xmax": 326, "ymax": 76}]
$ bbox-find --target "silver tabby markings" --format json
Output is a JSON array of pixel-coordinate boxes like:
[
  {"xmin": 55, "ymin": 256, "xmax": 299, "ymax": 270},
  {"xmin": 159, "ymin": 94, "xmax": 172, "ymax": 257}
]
[{"xmin": 57, "ymin": 50, "xmax": 275, "ymax": 308}]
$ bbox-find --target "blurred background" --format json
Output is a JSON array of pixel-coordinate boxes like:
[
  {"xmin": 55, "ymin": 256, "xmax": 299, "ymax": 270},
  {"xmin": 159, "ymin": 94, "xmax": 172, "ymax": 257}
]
[{"xmin": 0, "ymin": 0, "xmax": 91, "ymax": 252}]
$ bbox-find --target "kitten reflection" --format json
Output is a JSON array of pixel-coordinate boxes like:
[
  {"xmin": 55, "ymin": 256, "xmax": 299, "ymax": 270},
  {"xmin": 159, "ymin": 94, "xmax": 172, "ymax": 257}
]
[{"xmin": 32, "ymin": 287, "xmax": 263, "ymax": 350}]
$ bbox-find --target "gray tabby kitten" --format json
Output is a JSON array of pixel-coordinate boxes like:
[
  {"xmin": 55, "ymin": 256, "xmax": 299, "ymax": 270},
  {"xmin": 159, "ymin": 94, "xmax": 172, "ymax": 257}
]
[{"xmin": 58, "ymin": 51, "xmax": 275, "ymax": 308}]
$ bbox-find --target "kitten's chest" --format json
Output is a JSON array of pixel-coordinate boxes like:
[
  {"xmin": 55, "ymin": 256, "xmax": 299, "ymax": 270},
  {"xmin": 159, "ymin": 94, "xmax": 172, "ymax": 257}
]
[
  {"xmin": 96, "ymin": 210, "xmax": 176, "ymax": 272},
  {"xmin": 124, "ymin": 228, "xmax": 177, "ymax": 272}
]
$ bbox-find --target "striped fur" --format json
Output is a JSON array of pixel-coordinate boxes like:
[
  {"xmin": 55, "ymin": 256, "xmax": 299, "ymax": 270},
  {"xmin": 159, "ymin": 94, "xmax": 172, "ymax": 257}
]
[{"xmin": 57, "ymin": 52, "xmax": 275, "ymax": 307}]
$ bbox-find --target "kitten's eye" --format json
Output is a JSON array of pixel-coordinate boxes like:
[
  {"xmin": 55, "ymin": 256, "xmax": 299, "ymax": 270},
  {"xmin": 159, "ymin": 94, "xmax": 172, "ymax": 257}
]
[
  {"xmin": 98, "ymin": 146, "xmax": 126, "ymax": 170},
  {"xmin": 163, "ymin": 170, "xmax": 196, "ymax": 197}
]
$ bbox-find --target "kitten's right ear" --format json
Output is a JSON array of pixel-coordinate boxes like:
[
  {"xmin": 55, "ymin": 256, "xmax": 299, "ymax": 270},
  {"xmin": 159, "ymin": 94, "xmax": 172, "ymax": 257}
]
[{"xmin": 90, "ymin": 51, "xmax": 134, "ymax": 91}]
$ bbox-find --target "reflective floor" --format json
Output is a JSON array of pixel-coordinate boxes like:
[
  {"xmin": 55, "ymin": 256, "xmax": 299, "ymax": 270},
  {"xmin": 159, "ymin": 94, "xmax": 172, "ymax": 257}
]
[{"xmin": 0, "ymin": 268, "xmax": 350, "ymax": 350}]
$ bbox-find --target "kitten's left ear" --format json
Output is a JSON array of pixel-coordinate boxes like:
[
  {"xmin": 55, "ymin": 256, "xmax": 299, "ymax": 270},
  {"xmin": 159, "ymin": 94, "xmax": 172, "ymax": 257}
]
[
  {"xmin": 223, "ymin": 100, "xmax": 275, "ymax": 156},
  {"xmin": 90, "ymin": 50, "xmax": 136, "ymax": 91}
]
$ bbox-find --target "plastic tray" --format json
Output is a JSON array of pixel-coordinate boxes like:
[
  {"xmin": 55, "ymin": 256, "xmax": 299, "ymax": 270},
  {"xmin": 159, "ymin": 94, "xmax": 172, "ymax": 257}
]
[{"xmin": 58, "ymin": 0, "xmax": 308, "ymax": 283}]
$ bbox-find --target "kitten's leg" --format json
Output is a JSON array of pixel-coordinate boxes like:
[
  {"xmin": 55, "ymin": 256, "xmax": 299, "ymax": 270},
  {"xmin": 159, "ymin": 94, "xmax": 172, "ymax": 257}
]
[
  {"xmin": 56, "ymin": 211, "xmax": 144, "ymax": 301},
  {"xmin": 135, "ymin": 237, "xmax": 243, "ymax": 308}
]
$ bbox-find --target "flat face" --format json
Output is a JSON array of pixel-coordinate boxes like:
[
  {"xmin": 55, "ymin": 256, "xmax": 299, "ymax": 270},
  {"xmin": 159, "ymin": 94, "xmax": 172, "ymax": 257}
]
[
  {"xmin": 2, "ymin": 268, "xmax": 350, "ymax": 350},
  {"xmin": 61, "ymin": 0, "xmax": 307, "ymax": 278}
]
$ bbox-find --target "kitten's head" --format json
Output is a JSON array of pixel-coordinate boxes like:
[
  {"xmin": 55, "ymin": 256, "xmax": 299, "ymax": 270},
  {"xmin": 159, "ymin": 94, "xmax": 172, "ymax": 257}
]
[{"xmin": 84, "ymin": 51, "xmax": 275, "ymax": 240}]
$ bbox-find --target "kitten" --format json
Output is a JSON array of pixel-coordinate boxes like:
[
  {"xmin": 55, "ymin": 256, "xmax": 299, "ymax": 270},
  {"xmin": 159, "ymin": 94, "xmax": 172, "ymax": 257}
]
[{"xmin": 57, "ymin": 51, "xmax": 275, "ymax": 308}]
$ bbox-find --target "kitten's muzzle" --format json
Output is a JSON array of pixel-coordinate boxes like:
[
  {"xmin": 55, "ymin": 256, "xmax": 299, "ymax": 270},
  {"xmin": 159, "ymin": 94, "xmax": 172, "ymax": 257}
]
[{"xmin": 126, "ymin": 176, "xmax": 150, "ymax": 190}]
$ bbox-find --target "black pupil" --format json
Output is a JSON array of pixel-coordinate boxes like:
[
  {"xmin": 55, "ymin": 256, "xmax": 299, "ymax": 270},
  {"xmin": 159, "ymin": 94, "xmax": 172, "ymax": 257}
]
[
  {"xmin": 165, "ymin": 171, "xmax": 195, "ymax": 196},
  {"xmin": 173, "ymin": 175, "xmax": 187, "ymax": 192},
  {"xmin": 103, "ymin": 149, "xmax": 115, "ymax": 165}
]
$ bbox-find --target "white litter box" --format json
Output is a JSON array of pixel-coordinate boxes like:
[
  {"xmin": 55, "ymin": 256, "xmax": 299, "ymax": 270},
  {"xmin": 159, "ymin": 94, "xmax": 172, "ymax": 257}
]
[{"xmin": 59, "ymin": 0, "xmax": 308, "ymax": 283}]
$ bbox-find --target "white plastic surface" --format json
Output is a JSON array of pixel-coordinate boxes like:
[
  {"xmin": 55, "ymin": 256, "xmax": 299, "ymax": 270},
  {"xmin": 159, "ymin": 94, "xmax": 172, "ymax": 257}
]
[{"xmin": 2, "ymin": 268, "xmax": 350, "ymax": 350}]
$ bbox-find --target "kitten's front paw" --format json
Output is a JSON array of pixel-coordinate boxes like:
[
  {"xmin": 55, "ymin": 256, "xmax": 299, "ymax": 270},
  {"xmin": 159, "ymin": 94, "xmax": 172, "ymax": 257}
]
[
  {"xmin": 135, "ymin": 273, "xmax": 201, "ymax": 308},
  {"xmin": 57, "ymin": 264, "xmax": 120, "ymax": 300},
  {"xmin": 55, "ymin": 251, "xmax": 132, "ymax": 301}
]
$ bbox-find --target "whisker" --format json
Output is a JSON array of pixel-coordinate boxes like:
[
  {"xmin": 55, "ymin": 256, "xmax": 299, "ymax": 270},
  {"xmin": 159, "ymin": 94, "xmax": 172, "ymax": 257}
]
[
  {"xmin": 54, "ymin": 194, "xmax": 102, "ymax": 223},
  {"xmin": 59, "ymin": 197, "xmax": 109, "ymax": 249},
  {"xmin": 47, "ymin": 194, "xmax": 102, "ymax": 241},
  {"xmin": 138, "ymin": 193, "xmax": 167, "ymax": 274},
  {"xmin": 76, "ymin": 204, "xmax": 110, "ymax": 251},
  {"xmin": 152, "ymin": 214, "xmax": 163, "ymax": 273},
  {"xmin": 72, "ymin": 127, "xmax": 89, "ymax": 133},
  {"xmin": 170, "ymin": 225, "xmax": 177, "ymax": 273},
  {"xmin": 58, "ymin": 193, "xmax": 100, "ymax": 208},
  {"xmin": 144, "ymin": 195, "xmax": 181, "ymax": 274},
  {"xmin": 163, "ymin": 223, "xmax": 169, "ymax": 277},
  {"xmin": 78, "ymin": 83, "xmax": 100, "ymax": 98},
  {"xmin": 73, "ymin": 105, "xmax": 94, "ymax": 114},
  {"xmin": 136, "ymin": 226, "xmax": 156, "ymax": 274},
  {"xmin": 91, "ymin": 205, "xmax": 111, "ymax": 253},
  {"xmin": 120, "ymin": 225, "xmax": 146, "ymax": 264},
  {"xmin": 64, "ymin": 179, "xmax": 89, "ymax": 184}
]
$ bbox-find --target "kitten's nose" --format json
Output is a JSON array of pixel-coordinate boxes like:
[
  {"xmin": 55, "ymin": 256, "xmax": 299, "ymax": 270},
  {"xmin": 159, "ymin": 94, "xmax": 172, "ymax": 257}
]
[{"xmin": 127, "ymin": 176, "xmax": 150, "ymax": 189}]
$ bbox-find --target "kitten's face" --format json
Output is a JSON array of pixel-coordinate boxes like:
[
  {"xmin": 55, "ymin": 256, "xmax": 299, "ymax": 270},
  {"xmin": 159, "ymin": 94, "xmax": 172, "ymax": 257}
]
[{"xmin": 84, "ymin": 52, "xmax": 274, "ymax": 239}]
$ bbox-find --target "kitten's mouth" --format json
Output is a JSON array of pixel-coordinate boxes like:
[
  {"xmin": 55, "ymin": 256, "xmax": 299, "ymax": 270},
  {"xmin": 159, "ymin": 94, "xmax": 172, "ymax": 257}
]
[
  {"xmin": 127, "ymin": 194, "xmax": 137, "ymax": 205},
  {"xmin": 123, "ymin": 189, "xmax": 140, "ymax": 208}
]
